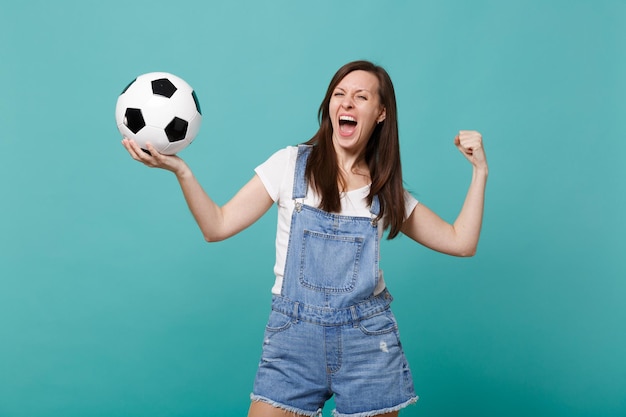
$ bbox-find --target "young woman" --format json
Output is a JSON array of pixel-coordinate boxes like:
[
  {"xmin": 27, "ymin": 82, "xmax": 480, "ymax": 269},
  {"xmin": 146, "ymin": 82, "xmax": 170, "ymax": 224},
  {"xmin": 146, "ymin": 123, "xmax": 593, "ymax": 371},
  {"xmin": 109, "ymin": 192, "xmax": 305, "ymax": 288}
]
[{"xmin": 121, "ymin": 60, "xmax": 488, "ymax": 417}]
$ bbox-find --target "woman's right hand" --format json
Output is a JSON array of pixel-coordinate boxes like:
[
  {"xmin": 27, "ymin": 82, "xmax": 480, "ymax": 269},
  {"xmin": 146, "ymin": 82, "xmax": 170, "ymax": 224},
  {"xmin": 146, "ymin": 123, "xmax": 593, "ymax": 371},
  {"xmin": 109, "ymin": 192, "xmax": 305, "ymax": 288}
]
[{"xmin": 121, "ymin": 137, "xmax": 188, "ymax": 176}]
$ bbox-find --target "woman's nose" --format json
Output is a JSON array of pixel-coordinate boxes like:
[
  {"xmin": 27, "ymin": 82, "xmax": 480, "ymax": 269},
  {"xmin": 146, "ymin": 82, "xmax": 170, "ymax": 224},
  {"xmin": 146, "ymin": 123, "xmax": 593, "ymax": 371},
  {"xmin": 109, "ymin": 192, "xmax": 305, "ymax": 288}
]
[{"xmin": 341, "ymin": 96, "xmax": 354, "ymax": 108}]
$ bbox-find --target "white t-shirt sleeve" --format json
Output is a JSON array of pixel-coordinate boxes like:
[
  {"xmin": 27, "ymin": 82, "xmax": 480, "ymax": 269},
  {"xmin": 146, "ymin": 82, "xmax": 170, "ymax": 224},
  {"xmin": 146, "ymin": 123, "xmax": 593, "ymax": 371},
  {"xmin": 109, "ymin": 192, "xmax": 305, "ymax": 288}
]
[
  {"xmin": 254, "ymin": 146, "xmax": 293, "ymax": 202},
  {"xmin": 404, "ymin": 190, "xmax": 419, "ymax": 219}
]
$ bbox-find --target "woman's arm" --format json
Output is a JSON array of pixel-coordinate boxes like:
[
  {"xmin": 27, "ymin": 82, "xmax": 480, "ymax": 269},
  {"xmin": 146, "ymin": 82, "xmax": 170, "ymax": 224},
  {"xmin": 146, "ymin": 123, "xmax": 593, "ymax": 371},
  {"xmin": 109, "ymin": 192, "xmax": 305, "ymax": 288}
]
[
  {"xmin": 122, "ymin": 139, "xmax": 273, "ymax": 242},
  {"xmin": 401, "ymin": 131, "xmax": 488, "ymax": 257}
]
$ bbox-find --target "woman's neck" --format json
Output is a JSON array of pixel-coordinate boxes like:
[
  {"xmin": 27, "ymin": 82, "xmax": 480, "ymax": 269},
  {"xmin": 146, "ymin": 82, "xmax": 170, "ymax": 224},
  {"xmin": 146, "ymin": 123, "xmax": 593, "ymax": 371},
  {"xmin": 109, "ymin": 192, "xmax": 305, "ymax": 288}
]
[{"xmin": 337, "ymin": 160, "xmax": 370, "ymax": 192}]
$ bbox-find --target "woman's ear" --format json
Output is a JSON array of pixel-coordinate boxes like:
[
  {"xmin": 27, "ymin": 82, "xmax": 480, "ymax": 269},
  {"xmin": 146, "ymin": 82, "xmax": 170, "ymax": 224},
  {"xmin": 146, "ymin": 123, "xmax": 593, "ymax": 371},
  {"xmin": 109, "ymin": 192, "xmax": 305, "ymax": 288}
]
[{"xmin": 377, "ymin": 107, "xmax": 386, "ymax": 124}]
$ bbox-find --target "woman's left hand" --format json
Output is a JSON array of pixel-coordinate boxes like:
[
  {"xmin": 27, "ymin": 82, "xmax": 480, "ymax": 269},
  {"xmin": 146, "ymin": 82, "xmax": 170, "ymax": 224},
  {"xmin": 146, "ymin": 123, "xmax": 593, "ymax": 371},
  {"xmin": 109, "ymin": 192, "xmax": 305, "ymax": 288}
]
[{"xmin": 454, "ymin": 130, "xmax": 488, "ymax": 172}]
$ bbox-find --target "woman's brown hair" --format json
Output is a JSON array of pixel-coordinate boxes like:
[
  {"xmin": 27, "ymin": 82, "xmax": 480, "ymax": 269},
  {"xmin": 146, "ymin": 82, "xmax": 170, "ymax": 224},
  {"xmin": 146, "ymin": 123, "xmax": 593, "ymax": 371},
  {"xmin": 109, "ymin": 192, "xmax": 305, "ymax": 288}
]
[{"xmin": 304, "ymin": 60, "xmax": 406, "ymax": 239}]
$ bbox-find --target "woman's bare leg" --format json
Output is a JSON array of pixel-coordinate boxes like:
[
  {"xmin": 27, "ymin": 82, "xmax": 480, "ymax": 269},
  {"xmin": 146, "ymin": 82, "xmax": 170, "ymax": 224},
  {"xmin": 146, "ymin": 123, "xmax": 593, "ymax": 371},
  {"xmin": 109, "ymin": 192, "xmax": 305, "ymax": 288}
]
[
  {"xmin": 248, "ymin": 401, "xmax": 311, "ymax": 417},
  {"xmin": 248, "ymin": 401, "xmax": 400, "ymax": 417}
]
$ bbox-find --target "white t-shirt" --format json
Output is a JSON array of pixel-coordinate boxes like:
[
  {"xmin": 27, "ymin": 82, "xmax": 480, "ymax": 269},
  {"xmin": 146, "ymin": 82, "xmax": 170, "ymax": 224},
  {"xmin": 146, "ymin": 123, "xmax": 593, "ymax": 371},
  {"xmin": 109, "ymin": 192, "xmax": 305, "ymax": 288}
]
[{"xmin": 255, "ymin": 146, "xmax": 419, "ymax": 295}]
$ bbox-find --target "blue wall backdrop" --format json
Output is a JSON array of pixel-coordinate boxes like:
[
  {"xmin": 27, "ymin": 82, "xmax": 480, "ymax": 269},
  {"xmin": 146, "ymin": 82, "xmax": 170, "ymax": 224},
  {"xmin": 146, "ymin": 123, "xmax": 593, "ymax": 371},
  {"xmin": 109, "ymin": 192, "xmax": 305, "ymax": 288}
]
[{"xmin": 1, "ymin": 1, "xmax": 624, "ymax": 416}]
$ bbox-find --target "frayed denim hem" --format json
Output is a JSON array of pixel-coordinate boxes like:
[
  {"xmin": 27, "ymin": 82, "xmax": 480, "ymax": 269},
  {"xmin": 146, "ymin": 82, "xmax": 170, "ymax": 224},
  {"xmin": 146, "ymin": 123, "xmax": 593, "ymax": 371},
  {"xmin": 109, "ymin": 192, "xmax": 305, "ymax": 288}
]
[
  {"xmin": 250, "ymin": 393, "xmax": 323, "ymax": 417},
  {"xmin": 331, "ymin": 396, "xmax": 418, "ymax": 417}
]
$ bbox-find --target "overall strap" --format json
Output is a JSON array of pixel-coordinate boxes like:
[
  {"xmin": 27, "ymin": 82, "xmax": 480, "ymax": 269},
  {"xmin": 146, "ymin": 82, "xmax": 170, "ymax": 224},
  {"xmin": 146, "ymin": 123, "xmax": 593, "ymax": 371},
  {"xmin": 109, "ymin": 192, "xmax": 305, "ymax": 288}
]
[
  {"xmin": 293, "ymin": 144, "xmax": 380, "ymax": 218},
  {"xmin": 370, "ymin": 195, "xmax": 380, "ymax": 217},
  {"xmin": 292, "ymin": 145, "xmax": 312, "ymax": 200}
]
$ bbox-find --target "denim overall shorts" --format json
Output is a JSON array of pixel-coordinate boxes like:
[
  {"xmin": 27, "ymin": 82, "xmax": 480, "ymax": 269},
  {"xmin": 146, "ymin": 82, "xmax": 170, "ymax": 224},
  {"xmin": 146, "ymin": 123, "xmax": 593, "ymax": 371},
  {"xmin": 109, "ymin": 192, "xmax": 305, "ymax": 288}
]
[{"xmin": 252, "ymin": 145, "xmax": 417, "ymax": 417}]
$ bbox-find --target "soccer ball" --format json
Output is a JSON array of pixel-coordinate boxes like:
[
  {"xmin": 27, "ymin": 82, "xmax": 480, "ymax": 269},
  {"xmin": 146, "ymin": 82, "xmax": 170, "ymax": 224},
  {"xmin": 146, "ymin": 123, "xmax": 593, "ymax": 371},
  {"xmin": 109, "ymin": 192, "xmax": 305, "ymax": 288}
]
[{"xmin": 115, "ymin": 72, "xmax": 202, "ymax": 155}]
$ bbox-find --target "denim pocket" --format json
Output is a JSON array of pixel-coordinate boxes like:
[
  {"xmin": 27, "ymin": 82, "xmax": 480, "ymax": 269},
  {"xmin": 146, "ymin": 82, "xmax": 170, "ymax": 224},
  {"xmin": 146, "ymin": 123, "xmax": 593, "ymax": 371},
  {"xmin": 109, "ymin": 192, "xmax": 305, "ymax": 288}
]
[
  {"xmin": 299, "ymin": 229, "xmax": 363, "ymax": 293},
  {"xmin": 265, "ymin": 310, "xmax": 292, "ymax": 333},
  {"xmin": 358, "ymin": 310, "xmax": 398, "ymax": 336}
]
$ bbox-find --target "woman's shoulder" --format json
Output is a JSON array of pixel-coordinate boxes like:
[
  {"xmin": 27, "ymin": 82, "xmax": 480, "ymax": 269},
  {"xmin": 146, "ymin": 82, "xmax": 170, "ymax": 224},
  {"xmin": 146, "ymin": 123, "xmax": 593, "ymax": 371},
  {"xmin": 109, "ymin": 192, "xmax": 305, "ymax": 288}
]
[
  {"xmin": 254, "ymin": 145, "xmax": 300, "ymax": 202},
  {"xmin": 265, "ymin": 145, "xmax": 299, "ymax": 163}
]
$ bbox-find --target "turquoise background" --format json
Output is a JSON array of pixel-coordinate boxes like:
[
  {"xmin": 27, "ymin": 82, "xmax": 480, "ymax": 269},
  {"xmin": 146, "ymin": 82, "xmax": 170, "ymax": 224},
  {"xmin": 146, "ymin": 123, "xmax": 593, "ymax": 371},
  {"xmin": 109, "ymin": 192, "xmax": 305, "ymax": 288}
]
[{"xmin": 1, "ymin": 0, "xmax": 625, "ymax": 416}]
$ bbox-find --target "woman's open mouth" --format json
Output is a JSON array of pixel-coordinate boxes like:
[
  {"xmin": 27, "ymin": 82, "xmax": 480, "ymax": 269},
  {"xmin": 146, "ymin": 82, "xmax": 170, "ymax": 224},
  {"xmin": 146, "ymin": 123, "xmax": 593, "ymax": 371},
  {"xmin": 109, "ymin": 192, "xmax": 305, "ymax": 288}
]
[{"xmin": 338, "ymin": 115, "xmax": 357, "ymax": 136}]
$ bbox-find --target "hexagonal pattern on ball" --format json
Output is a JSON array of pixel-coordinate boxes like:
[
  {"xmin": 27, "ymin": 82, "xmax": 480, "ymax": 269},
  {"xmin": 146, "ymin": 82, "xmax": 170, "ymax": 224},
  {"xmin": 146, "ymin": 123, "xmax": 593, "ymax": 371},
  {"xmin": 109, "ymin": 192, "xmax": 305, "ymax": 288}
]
[
  {"xmin": 115, "ymin": 72, "xmax": 202, "ymax": 155},
  {"xmin": 151, "ymin": 78, "xmax": 177, "ymax": 98},
  {"xmin": 124, "ymin": 108, "xmax": 145, "ymax": 134},
  {"xmin": 165, "ymin": 117, "xmax": 188, "ymax": 142}
]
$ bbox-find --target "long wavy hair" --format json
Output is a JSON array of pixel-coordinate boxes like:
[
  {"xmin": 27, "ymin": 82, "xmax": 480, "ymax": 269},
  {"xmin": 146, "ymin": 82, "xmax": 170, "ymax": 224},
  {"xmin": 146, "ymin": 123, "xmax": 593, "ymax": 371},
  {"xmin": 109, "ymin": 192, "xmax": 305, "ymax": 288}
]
[{"xmin": 304, "ymin": 60, "xmax": 406, "ymax": 239}]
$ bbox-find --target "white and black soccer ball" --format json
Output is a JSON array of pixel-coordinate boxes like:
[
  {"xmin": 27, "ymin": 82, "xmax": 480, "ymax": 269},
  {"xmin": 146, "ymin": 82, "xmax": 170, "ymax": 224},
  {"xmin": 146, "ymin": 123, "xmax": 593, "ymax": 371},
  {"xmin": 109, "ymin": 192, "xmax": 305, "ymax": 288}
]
[{"xmin": 115, "ymin": 72, "xmax": 202, "ymax": 155}]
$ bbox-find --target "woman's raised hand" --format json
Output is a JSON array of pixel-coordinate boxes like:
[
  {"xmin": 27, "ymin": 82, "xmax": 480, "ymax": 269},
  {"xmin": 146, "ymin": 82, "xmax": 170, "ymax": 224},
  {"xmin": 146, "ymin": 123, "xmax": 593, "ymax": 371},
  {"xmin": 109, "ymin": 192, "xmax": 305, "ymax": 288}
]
[
  {"xmin": 121, "ymin": 137, "xmax": 188, "ymax": 176},
  {"xmin": 454, "ymin": 130, "xmax": 488, "ymax": 172}
]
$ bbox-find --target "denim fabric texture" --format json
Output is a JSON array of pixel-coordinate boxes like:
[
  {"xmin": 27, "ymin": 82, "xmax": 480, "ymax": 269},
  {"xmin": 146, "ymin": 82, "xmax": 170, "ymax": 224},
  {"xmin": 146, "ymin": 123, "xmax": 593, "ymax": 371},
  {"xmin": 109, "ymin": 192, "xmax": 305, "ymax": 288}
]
[{"xmin": 252, "ymin": 145, "xmax": 417, "ymax": 416}]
